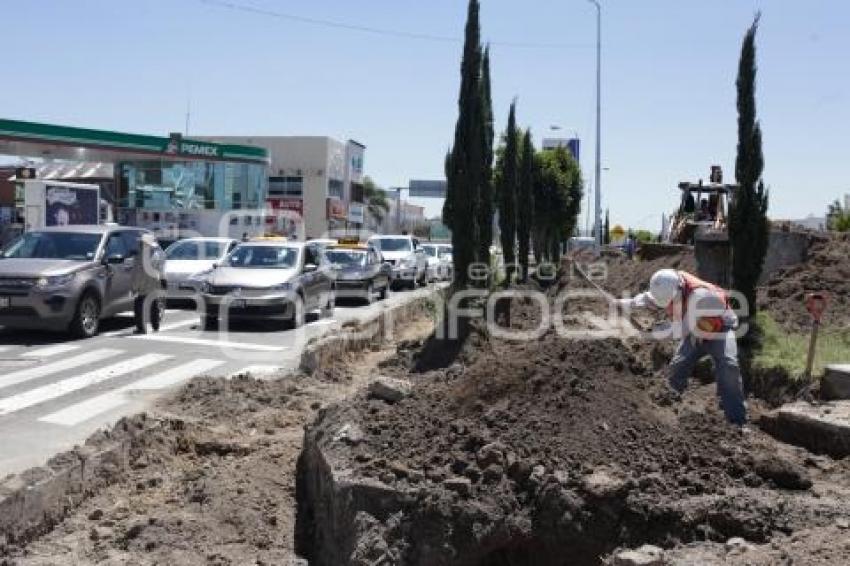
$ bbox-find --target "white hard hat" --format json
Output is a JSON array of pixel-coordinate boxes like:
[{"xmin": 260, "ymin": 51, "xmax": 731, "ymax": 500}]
[{"xmin": 648, "ymin": 269, "xmax": 681, "ymax": 308}]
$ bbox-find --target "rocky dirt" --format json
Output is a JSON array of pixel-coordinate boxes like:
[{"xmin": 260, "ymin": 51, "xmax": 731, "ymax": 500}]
[
  {"xmin": 296, "ymin": 257, "xmax": 850, "ymax": 565},
  {"xmin": 0, "ymin": 313, "xmax": 436, "ymax": 566},
  {"xmin": 758, "ymin": 231, "xmax": 850, "ymax": 332}
]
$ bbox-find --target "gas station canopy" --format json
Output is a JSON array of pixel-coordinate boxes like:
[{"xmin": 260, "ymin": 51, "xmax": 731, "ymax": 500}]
[{"xmin": 0, "ymin": 118, "xmax": 269, "ymax": 165}]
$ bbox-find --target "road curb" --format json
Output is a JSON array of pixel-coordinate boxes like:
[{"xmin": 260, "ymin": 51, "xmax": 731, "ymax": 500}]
[
  {"xmin": 0, "ymin": 415, "xmax": 165, "ymax": 545},
  {"xmin": 299, "ymin": 289, "xmax": 440, "ymax": 375}
]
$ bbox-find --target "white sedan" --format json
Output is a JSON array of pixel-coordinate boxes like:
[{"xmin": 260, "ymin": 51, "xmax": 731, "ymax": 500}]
[{"xmin": 163, "ymin": 237, "xmax": 238, "ymax": 297}]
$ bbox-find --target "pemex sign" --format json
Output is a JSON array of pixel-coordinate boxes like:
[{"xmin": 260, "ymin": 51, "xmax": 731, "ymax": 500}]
[{"xmin": 164, "ymin": 134, "xmax": 221, "ymax": 158}]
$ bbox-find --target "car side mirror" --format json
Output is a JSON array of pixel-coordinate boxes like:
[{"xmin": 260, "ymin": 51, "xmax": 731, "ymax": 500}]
[
  {"xmin": 303, "ymin": 263, "xmax": 318, "ymax": 273},
  {"xmin": 105, "ymin": 253, "xmax": 125, "ymax": 265}
]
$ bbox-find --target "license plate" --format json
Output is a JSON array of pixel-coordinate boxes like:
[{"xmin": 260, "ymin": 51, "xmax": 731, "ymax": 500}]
[{"xmin": 0, "ymin": 296, "xmax": 9, "ymax": 308}]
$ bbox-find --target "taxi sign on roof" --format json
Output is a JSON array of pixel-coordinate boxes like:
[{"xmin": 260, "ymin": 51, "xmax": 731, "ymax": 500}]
[
  {"xmin": 337, "ymin": 236, "xmax": 361, "ymax": 245},
  {"xmin": 250, "ymin": 235, "xmax": 288, "ymax": 242}
]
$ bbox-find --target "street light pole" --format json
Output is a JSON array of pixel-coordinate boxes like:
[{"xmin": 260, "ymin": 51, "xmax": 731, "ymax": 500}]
[{"xmin": 588, "ymin": 0, "xmax": 602, "ymax": 246}]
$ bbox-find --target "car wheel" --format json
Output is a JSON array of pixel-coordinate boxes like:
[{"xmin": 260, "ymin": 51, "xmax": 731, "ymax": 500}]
[
  {"xmin": 365, "ymin": 282, "xmax": 374, "ymax": 305},
  {"xmin": 378, "ymin": 284, "xmax": 388, "ymax": 300},
  {"xmin": 290, "ymin": 294, "xmax": 305, "ymax": 328},
  {"xmin": 69, "ymin": 291, "xmax": 100, "ymax": 338}
]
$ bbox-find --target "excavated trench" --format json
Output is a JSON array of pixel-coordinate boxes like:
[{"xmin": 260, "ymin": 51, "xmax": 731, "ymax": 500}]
[{"xmin": 294, "ymin": 270, "xmax": 850, "ymax": 565}]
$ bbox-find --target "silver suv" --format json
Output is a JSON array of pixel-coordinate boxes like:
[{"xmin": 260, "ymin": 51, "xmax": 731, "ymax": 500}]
[{"xmin": 0, "ymin": 225, "xmax": 150, "ymax": 337}]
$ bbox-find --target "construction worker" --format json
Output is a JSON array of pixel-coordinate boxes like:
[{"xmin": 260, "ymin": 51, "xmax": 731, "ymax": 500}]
[
  {"xmin": 132, "ymin": 233, "xmax": 166, "ymax": 334},
  {"xmin": 616, "ymin": 269, "xmax": 747, "ymax": 427}
]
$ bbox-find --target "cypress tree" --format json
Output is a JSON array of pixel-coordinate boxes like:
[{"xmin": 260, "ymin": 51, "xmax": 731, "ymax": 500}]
[
  {"xmin": 497, "ymin": 102, "xmax": 518, "ymax": 283},
  {"xmin": 478, "ymin": 45, "xmax": 495, "ymax": 270},
  {"xmin": 603, "ymin": 209, "xmax": 610, "ymax": 245},
  {"xmin": 443, "ymin": 0, "xmax": 483, "ymax": 287},
  {"xmin": 729, "ymin": 13, "xmax": 769, "ymax": 318},
  {"xmin": 517, "ymin": 129, "xmax": 534, "ymax": 280}
]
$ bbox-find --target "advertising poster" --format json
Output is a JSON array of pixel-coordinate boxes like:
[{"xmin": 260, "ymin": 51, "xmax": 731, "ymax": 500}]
[{"xmin": 45, "ymin": 185, "xmax": 98, "ymax": 226}]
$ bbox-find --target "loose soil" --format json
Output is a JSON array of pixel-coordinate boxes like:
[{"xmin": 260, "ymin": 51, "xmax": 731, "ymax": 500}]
[
  {"xmin": 298, "ymin": 257, "xmax": 850, "ymax": 564},
  {"xmin": 0, "ymin": 314, "xmax": 436, "ymax": 566},
  {"xmin": 758, "ymin": 231, "xmax": 850, "ymax": 332}
]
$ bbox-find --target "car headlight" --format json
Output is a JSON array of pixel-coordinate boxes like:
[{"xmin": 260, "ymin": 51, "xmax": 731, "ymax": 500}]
[
  {"xmin": 36, "ymin": 273, "xmax": 76, "ymax": 289},
  {"xmin": 270, "ymin": 281, "xmax": 291, "ymax": 291},
  {"xmin": 199, "ymin": 281, "xmax": 211, "ymax": 293}
]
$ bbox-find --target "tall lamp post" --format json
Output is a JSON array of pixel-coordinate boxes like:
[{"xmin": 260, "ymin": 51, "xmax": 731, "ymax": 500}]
[{"xmin": 588, "ymin": 0, "xmax": 602, "ymax": 245}]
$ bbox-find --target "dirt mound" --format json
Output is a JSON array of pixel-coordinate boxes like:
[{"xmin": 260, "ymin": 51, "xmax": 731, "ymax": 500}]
[
  {"xmin": 758, "ymin": 232, "xmax": 850, "ymax": 331},
  {"xmin": 298, "ymin": 291, "xmax": 850, "ymax": 564},
  {"xmin": 600, "ymin": 248, "xmax": 696, "ymax": 297}
]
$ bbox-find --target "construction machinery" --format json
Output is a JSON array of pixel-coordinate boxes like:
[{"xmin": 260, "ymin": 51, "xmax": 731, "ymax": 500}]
[{"xmin": 668, "ymin": 165, "xmax": 737, "ymax": 245}]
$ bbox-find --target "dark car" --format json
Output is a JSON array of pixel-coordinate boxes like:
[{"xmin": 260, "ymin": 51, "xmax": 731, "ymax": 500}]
[{"xmin": 323, "ymin": 244, "xmax": 391, "ymax": 304}]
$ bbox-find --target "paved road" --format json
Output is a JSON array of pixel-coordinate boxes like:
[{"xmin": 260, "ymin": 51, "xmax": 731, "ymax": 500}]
[{"xmin": 0, "ymin": 285, "xmax": 441, "ymax": 477}]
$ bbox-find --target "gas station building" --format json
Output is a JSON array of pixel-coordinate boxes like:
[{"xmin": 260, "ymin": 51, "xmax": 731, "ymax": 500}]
[{"xmin": 0, "ymin": 118, "xmax": 270, "ymax": 238}]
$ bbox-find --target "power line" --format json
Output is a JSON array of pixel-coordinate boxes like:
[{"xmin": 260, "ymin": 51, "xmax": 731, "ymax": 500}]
[{"xmin": 199, "ymin": 0, "xmax": 592, "ymax": 50}]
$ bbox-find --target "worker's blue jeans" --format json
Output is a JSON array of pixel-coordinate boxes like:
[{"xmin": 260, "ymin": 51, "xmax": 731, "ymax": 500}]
[{"xmin": 669, "ymin": 330, "xmax": 747, "ymax": 425}]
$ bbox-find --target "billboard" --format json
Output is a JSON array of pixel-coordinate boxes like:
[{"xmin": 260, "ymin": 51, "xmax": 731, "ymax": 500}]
[
  {"xmin": 408, "ymin": 179, "xmax": 447, "ymax": 198},
  {"xmin": 45, "ymin": 185, "xmax": 99, "ymax": 226}
]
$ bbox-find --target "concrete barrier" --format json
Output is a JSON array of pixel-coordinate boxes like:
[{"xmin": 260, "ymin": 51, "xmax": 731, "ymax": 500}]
[{"xmin": 761, "ymin": 401, "xmax": 850, "ymax": 458}]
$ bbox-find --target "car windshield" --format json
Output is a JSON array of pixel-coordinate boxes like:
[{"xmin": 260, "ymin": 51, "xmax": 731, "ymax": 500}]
[
  {"xmin": 421, "ymin": 245, "xmax": 437, "ymax": 257},
  {"xmin": 372, "ymin": 238, "xmax": 411, "ymax": 252},
  {"xmin": 225, "ymin": 245, "xmax": 298, "ymax": 268},
  {"xmin": 438, "ymin": 246, "xmax": 453, "ymax": 258},
  {"xmin": 0, "ymin": 231, "xmax": 102, "ymax": 261},
  {"xmin": 166, "ymin": 240, "xmax": 229, "ymax": 260},
  {"xmin": 324, "ymin": 249, "xmax": 367, "ymax": 267}
]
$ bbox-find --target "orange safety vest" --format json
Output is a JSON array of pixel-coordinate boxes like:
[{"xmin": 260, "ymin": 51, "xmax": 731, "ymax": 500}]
[{"xmin": 665, "ymin": 271, "xmax": 729, "ymax": 333}]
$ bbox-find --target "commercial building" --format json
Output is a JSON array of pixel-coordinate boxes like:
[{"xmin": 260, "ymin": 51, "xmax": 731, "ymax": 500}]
[
  {"xmin": 198, "ymin": 136, "xmax": 366, "ymax": 239},
  {"xmin": 0, "ymin": 118, "xmax": 270, "ymax": 239}
]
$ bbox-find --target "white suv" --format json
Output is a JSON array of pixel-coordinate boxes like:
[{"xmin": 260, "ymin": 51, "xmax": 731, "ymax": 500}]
[{"xmin": 367, "ymin": 235, "xmax": 428, "ymax": 290}]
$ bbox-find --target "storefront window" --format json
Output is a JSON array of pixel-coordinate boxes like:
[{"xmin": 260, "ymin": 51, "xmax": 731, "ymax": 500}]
[{"xmin": 118, "ymin": 159, "xmax": 266, "ymax": 212}]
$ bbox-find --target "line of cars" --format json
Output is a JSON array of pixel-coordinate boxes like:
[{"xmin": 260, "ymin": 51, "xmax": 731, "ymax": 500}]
[{"xmin": 0, "ymin": 224, "xmax": 452, "ymax": 337}]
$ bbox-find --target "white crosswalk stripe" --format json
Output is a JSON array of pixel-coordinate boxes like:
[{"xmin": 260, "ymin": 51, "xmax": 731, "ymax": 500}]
[
  {"xmin": 0, "ymin": 353, "xmax": 171, "ymax": 416},
  {"xmin": 0, "ymin": 349, "xmax": 123, "ymax": 391},
  {"xmin": 20, "ymin": 344, "xmax": 81, "ymax": 358},
  {"xmin": 39, "ymin": 358, "xmax": 226, "ymax": 427},
  {"xmin": 129, "ymin": 334, "xmax": 287, "ymax": 351}
]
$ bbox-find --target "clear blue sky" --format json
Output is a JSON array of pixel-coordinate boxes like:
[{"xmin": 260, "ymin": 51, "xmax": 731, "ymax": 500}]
[{"xmin": 2, "ymin": 0, "xmax": 847, "ymax": 230}]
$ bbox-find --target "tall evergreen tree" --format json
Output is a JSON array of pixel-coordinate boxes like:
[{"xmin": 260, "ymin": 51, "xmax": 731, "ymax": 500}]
[
  {"xmin": 517, "ymin": 129, "xmax": 534, "ymax": 280},
  {"xmin": 478, "ymin": 45, "xmax": 495, "ymax": 270},
  {"xmin": 443, "ymin": 0, "xmax": 483, "ymax": 287},
  {"xmin": 497, "ymin": 102, "xmax": 518, "ymax": 282},
  {"xmin": 729, "ymin": 13, "xmax": 769, "ymax": 318},
  {"xmin": 603, "ymin": 209, "xmax": 610, "ymax": 244}
]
